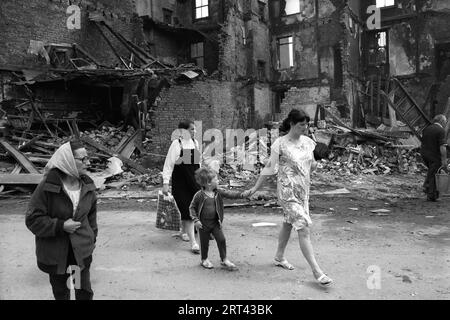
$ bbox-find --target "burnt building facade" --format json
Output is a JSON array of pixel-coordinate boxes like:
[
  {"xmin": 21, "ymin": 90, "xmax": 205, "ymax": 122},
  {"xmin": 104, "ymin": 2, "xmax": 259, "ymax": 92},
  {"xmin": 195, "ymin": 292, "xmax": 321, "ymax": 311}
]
[
  {"xmin": 1, "ymin": 0, "xmax": 449, "ymax": 156},
  {"xmin": 360, "ymin": 0, "xmax": 450, "ymax": 125}
]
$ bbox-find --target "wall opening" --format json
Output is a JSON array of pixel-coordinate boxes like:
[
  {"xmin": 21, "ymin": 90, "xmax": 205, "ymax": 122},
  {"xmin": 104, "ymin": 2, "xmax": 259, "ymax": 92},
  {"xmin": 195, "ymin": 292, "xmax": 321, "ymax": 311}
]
[
  {"xmin": 436, "ymin": 42, "xmax": 450, "ymax": 82},
  {"xmin": 278, "ymin": 36, "xmax": 294, "ymax": 69}
]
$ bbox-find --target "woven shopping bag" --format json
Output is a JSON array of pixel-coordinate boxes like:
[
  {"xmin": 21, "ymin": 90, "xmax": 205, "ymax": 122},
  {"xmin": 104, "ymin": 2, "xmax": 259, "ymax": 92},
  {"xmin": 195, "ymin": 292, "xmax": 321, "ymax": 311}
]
[{"xmin": 156, "ymin": 191, "xmax": 181, "ymax": 231}]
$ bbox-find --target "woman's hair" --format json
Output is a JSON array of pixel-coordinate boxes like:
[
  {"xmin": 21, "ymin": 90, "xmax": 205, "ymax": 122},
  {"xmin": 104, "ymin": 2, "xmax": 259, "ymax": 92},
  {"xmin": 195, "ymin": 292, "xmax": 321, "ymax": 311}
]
[
  {"xmin": 69, "ymin": 140, "xmax": 84, "ymax": 153},
  {"xmin": 195, "ymin": 167, "xmax": 216, "ymax": 188},
  {"xmin": 279, "ymin": 109, "xmax": 310, "ymax": 133},
  {"xmin": 178, "ymin": 120, "xmax": 194, "ymax": 130}
]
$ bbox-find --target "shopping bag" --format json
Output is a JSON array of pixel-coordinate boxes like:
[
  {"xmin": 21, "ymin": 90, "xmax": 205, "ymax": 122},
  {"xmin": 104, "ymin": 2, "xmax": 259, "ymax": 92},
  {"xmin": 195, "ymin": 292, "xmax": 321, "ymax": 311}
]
[
  {"xmin": 156, "ymin": 191, "xmax": 181, "ymax": 231},
  {"xmin": 436, "ymin": 167, "xmax": 450, "ymax": 195}
]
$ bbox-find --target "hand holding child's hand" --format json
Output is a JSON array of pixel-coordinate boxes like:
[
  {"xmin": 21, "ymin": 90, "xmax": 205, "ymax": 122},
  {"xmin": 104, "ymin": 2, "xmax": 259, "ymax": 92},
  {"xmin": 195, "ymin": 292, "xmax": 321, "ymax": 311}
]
[{"xmin": 194, "ymin": 221, "xmax": 203, "ymax": 230}]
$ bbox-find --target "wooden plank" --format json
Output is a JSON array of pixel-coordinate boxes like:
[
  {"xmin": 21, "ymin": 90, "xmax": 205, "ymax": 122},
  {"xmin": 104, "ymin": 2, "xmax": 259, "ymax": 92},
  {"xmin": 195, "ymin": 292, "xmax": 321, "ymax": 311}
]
[
  {"xmin": 12, "ymin": 136, "xmax": 57, "ymax": 150},
  {"xmin": 23, "ymin": 86, "xmax": 56, "ymax": 138},
  {"xmin": 118, "ymin": 130, "xmax": 142, "ymax": 159},
  {"xmin": 114, "ymin": 135, "xmax": 130, "ymax": 153},
  {"xmin": 73, "ymin": 43, "xmax": 103, "ymax": 67},
  {"xmin": 17, "ymin": 134, "xmax": 44, "ymax": 151},
  {"xmin": 92, "ymin": 22, "xmax": 129, "ymax": 68},
  {"xmin": 0, "ymin": 174, "xmax": 43, "ymax": 185},
  {"xmin": 80, "ymin": 136, "xmax": 146, "ymax": 174},
  {"xmin": 0, "ymin": 140, "xmax": 40, "ymax": 174},
  {"xmin": 387, "ymin": 85, "xmax": 397, "ymax": 127},
  {"xmin": 11, "ymin": 164, "xmax": 22, "ymax": 174},
  {"xmin": 30, "ymin": 145, "xmax": 53, "ymax": 154},
  {"xmin": 72, "ymin": 119, "xmax": 80, "ymax": 138}
]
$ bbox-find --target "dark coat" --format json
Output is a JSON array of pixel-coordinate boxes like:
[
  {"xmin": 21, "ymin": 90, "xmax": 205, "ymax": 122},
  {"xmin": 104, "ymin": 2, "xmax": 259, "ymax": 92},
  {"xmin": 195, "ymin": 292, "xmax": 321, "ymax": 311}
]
[{"xmin": 25, "ymin": 168, "xmax": 97, "ymax": 275}]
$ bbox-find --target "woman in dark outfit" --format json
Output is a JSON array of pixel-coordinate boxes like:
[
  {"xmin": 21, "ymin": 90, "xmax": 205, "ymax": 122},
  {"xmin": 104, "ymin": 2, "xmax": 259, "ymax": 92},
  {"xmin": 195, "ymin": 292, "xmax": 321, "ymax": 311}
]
[
  {"xmin": 163, "ymin": 120, "xmax": 201, "ymax": 253},
  {"xmin": 26, "ymin": 140, "xmax": 97, "ymax": 300}
]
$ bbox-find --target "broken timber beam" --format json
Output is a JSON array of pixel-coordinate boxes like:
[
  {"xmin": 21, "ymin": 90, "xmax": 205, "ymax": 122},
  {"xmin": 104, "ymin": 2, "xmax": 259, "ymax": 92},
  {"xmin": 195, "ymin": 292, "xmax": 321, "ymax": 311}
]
[
  {"xmin": 117, "ymin": 129, "xmax": 142, "ymax": 159},
  {"xmin": 0, "ymin": 140, "xmax": 40, "ymax": 174},
  {"xmin": 72, "ymin": 43, "xmax": 104, "ymax": 67},
  {"xmin": 17, "ymin": 134, "xmax": 44, "ymax": 151},
  {"xmin": 92, "ymin": 22, "xmax": 130, "ymax": 69},
  {"xmin": 80, "ymin": 136, "xmax": 147, "ymax": 174},
  {"xmin": 0, "ymin": 174, "xmax": 43, "ymax": 185},
  {"xmin": 97, "ymin": 21, "xmax": 148, "ymax": 65}
]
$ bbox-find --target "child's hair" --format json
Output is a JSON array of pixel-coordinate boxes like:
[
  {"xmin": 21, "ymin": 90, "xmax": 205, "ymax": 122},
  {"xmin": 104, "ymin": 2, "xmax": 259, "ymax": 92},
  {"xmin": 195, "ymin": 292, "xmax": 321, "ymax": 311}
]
[{"xmin": 195, "ymin": 167, "xmax": 216, "ymax": 188}]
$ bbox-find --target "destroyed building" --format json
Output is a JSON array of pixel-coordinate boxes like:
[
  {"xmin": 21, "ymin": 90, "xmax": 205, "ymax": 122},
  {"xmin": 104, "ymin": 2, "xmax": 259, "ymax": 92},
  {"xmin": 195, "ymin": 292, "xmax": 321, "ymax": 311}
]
[{"xmin": 0, "ymin": 0, "xmax": 449, "ymax": 187}]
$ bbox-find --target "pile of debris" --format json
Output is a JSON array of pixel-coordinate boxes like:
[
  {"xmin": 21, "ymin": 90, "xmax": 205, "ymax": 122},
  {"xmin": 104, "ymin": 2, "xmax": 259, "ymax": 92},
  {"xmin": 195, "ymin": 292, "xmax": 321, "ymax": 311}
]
[
  {"xmin": 0, "ymin": 121, "xmax": 167, "ymax": 196},
  {"xmin": 321, "ymin": 144, "xmax": 426, "ymax": 176}
]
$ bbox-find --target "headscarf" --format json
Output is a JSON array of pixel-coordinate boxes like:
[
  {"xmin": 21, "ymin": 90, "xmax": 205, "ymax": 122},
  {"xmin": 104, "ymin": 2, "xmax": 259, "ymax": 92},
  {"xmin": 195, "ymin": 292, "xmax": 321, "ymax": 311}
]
[{"xmin": 44, "ymin": 142, "xmax": 79, "ymax": 178}]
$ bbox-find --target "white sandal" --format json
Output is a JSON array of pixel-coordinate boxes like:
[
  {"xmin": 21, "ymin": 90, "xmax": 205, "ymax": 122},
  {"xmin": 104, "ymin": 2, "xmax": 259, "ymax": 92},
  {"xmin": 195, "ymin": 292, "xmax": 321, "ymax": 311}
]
[{"xmin": 316, "ymin": 274, "xmax": 333, "ymax": 287}]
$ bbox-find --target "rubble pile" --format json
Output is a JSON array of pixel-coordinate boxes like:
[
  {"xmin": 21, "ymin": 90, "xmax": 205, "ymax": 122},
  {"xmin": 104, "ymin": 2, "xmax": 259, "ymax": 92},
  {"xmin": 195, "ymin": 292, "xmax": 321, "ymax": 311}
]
[
  {"xmin": 81, "ymin": 125, "xmax": 135, "ymax": 152},
  {"xmin": 320, "ymin": 144, "xmax": 426, "ymax": 176}
]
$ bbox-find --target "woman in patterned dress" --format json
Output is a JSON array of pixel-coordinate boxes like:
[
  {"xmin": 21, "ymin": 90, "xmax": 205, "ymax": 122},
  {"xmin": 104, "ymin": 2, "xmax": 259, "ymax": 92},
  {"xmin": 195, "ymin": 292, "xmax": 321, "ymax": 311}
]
[{"xmin": 245, "ymin": 109, "xmax": 333, "ymax": 287}]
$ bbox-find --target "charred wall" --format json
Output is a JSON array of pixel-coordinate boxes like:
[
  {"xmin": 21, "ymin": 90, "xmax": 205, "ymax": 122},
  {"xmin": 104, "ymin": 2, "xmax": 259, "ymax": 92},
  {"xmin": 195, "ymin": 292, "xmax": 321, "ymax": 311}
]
[
  {"xmin": 0, "ymin": 0, "xmax": 144, "ymax": 69},
  {"xmin": 361, "ymin": 0, "xmax": 450, "ymax": 117}
]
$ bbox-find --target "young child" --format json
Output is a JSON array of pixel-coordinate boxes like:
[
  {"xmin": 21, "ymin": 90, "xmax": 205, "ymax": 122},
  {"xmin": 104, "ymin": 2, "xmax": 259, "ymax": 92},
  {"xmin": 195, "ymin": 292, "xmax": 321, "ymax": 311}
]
[{"xmin": 189, "ymin": 167, "xmax": 243, "ymax": 270}]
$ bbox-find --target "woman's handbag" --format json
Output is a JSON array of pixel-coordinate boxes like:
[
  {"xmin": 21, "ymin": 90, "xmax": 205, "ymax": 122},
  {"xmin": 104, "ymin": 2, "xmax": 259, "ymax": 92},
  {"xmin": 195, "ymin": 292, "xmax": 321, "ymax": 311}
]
[
  {"xmin": 313, "ymin": 142, "xmax": 330, "ymax": 161},
  {"xmin": 156, "ymin": 191, "xmax": 181, "ymax": 231},
  {"xmin": 309, "ymin": 131, "xmax": 330, "ymax": 160}
]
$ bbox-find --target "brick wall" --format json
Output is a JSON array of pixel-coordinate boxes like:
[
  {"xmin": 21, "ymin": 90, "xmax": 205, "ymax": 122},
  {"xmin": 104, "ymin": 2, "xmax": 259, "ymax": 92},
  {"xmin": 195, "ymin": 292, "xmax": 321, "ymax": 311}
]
[
  {"xmin": 280, "ymin": 86, "xmax": 331, "ymax": 120},
  {"xmin": 147, "ymin": 79, "xmax": 251, "ymax": 163},
  {"xmin": 0, "ymin": 0, "xmax": 143, "ymax": 68}
]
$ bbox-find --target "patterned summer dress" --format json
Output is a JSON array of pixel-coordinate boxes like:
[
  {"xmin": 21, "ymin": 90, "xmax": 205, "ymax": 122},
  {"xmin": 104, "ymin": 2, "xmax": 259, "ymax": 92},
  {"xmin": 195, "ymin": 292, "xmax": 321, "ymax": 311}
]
[{"xmin": 262, "ymin": 135, "xmax": 316, "ymax": 230}]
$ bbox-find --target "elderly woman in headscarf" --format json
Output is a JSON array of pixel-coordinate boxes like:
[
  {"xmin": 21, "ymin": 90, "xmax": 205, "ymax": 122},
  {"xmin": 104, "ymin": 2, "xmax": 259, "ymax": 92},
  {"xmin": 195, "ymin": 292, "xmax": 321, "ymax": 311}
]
[{"xmin": 25, "ymin": 140, "xmax": 97, "ymax": 300}]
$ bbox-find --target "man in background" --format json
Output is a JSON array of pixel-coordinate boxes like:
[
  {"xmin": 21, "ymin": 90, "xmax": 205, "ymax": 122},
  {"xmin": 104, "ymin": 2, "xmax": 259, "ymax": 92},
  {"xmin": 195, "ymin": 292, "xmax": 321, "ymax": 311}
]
[{"xmin": 420, "ymin": 114, "xmax": 448, "ymax": 201}]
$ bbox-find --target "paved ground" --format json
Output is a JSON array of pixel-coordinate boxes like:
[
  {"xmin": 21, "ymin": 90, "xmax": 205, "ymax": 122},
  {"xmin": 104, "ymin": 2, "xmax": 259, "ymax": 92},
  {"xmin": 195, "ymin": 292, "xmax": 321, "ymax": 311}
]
[{"xmin": 1, "ymin": 189, "xmax": 449, "ymax": 300}]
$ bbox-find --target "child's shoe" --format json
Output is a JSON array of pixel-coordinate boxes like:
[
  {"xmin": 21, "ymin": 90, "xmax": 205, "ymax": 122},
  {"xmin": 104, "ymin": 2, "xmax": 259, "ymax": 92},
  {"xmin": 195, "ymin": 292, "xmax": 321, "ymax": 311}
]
[
  {"xmin": 181, "ymin": 233, "xmax": 190, "ymax": 242},
  {"xmin": 201, "ymin": 259, "xmax": 214, "ymax": 269},
  {"xmin": 191, "ymin": 243, "xmax": 200, "ymax": 254},
  {"xmin": 221, "ymin": 259, "xmax": 238, "ymax": 271}
]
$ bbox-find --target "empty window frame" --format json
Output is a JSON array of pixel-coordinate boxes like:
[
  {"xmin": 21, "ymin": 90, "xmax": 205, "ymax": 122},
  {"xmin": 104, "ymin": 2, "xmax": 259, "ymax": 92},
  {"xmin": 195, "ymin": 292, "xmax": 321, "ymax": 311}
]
[
  {"xmin": 257, "ymin": 60, "xmax": 266, "ymax": 81},
  {"xmin": 191, "ymin": 42, "xmax": 204, "ymax": 68},
  {"xmin": 368, "ymin": 31, "xmax": 388, "ymax": 66},
  {"xmin": 278, "ymin": 36, "xmax": 294, "ymax": 69},
  {"xmin": 376, "ymin": 0, "xmax": 395, "ymax": 8},
  {"xmin": 258, "ymin": 1, "xmax": 266, "ymax": 22},
  {"xmin": 284, "ymin": 0, "xmax": 300, "ymax": 16},
  {"xmin": 195, "ymin": 0, "xmax": 209, "ymax": 19}
]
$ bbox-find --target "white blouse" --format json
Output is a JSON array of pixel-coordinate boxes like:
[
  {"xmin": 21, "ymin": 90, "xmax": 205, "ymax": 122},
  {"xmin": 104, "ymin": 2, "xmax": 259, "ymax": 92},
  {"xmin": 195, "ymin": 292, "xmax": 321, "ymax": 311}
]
[
  {"xmin": 63, "ymin": 184, "xmax": 81, "ymax": 216},
  {"xmin": 162, "ymin": 138, "xmax": 200, "ymax": 184}
]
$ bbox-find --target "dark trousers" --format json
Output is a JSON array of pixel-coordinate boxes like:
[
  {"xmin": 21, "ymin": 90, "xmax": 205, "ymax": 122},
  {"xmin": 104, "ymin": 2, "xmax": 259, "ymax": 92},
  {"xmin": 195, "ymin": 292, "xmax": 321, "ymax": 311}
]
[
  {"xmin": 198, "ymin": 223, "xmax": 226, "ymax": 261},
  {"xmin": 48, "ymin": 244, "xmax": 93, "ymax": 300},
  {"xmin": 422, "ymin": 155, "xmax": 441, "ymax": 200}
]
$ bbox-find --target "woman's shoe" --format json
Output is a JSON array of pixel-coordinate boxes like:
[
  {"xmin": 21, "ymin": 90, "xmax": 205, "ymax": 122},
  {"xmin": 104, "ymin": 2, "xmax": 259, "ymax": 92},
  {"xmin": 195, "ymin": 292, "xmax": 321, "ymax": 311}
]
[
  {"xmin": 274, "ymin": 258, "xmax": 295, "ymax": 270},
  {"xmin": 181, "ymin": 233, "xmax": 190, "ymax": 242},
  {"xmin": 201, "ymin": 259, "xmax": 214, "ymax": 269},
  {"xmin": 315, "ymin": 274, "xmax": 333, "ymax": 287},
  {"xmin": 191, "ymin": 243, "xmax": 200, "ymax": 254}
]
